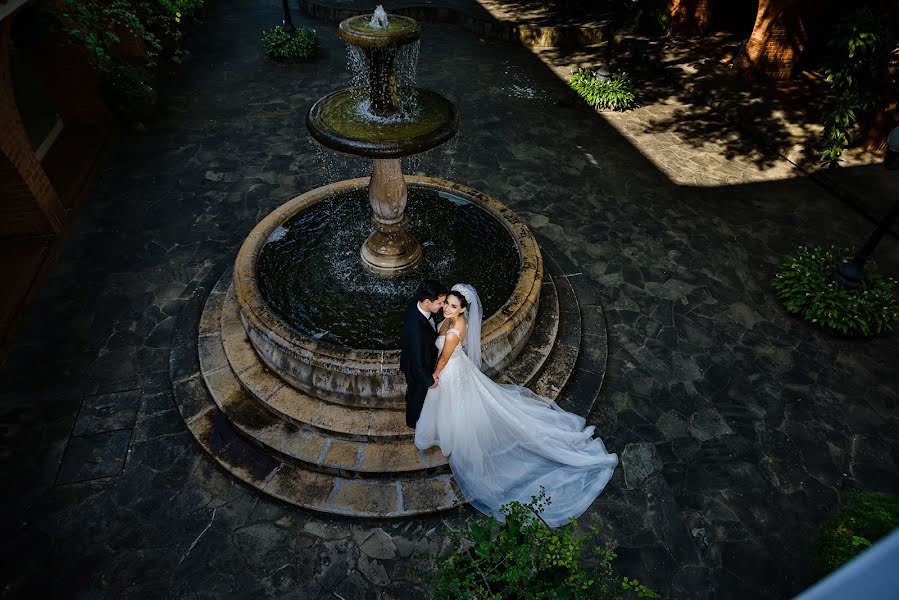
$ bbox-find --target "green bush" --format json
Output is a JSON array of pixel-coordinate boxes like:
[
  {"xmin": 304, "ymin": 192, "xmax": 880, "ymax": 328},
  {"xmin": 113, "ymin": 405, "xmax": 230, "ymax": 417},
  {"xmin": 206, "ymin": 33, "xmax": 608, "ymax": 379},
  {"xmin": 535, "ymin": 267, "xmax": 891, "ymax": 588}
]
[
  {"xmin": 818, "ymin": 6, "xmax": 898, "ymax": 165},
  {"xmin": 632, "ymin": 0, "xmax": 671, "ymax": 37},
  {"xmin": 262, "ymin": 26, "xmax": 319, "ymax": 62},
  {"xmin": 814, "ymin": 491, "xmax": 899, "ymax": 579},
  {"xmin": 41, "ymin": 0, "xmax": 205, "ymax": 115},
  {"xmin": 772, "ymin": 245, "xmax": 899, "ymax": 336},
  {"xmin": 570, "ymin": 69, "xmax": 638, "ymax": 112},
  {"xmin": 416, "ymin": 490, "xmax": 657, "ymax": 599}
]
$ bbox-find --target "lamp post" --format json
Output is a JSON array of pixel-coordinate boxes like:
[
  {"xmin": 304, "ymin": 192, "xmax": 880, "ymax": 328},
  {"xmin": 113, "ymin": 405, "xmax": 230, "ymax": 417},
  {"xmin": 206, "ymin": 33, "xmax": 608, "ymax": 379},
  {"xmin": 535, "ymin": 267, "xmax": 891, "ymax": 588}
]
[
  {"xmin": 832, "ymin": 126, "xmax": 899, "ymax": 288},
  {"xmin": 281, "ymin": 0, "xmax": 296, "ymax": 34}
]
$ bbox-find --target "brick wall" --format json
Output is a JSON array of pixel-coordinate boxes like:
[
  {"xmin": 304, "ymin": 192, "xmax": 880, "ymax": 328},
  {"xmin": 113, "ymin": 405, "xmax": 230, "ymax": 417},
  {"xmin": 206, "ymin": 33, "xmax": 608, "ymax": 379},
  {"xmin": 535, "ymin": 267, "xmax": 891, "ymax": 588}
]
[
  {"xmin": 668, "ymin": 0, "xmax": 711, "ymax": 36},
  {"xmin": 0, "ymin": 18, "xmax": 64, "ymax": 236},
  {"xmin": 735, "ymin": 0, "xmax": 808, "ymax": 80}
]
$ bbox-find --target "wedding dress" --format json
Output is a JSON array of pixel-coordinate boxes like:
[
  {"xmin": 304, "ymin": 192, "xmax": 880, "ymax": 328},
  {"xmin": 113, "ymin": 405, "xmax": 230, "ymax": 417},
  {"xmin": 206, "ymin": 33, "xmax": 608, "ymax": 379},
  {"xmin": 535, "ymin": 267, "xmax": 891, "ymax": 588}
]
[{"xmin": 414, "ymin": 284, "xmax": 618, "ymax": 528}]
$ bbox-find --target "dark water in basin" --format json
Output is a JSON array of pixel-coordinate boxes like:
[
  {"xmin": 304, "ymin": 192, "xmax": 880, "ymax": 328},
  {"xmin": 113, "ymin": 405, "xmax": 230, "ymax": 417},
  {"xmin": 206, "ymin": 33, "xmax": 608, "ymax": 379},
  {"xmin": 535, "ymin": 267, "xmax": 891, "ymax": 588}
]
[{"xmin": 257, "ymin": 186, "xmax": 521, "ymax": 350}]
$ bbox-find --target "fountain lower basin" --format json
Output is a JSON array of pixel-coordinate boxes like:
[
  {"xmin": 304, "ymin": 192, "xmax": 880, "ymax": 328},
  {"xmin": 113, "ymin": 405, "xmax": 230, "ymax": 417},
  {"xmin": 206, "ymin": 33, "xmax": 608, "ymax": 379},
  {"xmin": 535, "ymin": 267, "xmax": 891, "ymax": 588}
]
[{"xmin": 234, "ymin": 177, "xmax": 542, "ymax": 409}]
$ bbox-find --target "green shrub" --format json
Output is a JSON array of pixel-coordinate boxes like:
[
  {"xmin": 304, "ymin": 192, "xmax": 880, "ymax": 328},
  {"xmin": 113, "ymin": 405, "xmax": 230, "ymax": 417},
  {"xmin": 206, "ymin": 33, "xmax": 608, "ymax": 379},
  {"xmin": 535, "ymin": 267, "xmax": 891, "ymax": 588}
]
[
  {"xmin": 108, "ymin": 62, "xmax": 158, "ymax": 115},
  {"xmin": 570, "ymin": 69, "xmax": 638, "ymax": 112},
  {"xmin": 814, "ymin": 491, "xmax": 899, "ymax": 579},
  {"xmin": 262, "ymin": 26, "xmax": 319, "ymax": 62},
  {"xmin": 41, "ymin": 0, "xmax": 204, "ymax": 116},
  {"xmin": 818, "ymin": 6, "xmax": 898, "ymax": 165},
  {"xmin": 416, "ymin": 490, "xmax": 657, "ymax": 599},
  {"xmin": 772, "ymin": 245, "xmax": 899, "ymax": 336},
  {"xmin": 633, "ymin": 0, "xmax": 671, "ymax": 37}
]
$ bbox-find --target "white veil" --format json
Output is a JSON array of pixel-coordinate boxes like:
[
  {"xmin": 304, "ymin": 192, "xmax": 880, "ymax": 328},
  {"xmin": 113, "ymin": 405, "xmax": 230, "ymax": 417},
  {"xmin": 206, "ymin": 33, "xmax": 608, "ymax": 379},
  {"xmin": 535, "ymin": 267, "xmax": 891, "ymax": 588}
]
[{"xmin": 451, "ymin": 283, "xmax": 482, "ymax": 370}]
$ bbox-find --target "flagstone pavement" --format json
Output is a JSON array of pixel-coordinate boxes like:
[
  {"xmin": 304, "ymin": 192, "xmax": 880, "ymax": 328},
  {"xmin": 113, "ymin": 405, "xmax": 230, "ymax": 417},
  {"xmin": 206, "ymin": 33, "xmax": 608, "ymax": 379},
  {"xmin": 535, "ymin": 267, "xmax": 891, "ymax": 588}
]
[{"xmin": 0, "ymin": 0, "xmax": 897, "ymax": 598}]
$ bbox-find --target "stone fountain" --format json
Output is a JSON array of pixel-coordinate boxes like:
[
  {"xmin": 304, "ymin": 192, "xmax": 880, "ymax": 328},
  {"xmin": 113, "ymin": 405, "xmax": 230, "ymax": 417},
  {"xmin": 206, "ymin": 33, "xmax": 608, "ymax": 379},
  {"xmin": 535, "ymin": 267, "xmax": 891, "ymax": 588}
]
[
  {"xmin": 178, "ymin": 8, "xmax": 590, "ymax": 518},
  {"xmin": 234, "ymin": 7, "xmax": 542, "ymax": 408}
]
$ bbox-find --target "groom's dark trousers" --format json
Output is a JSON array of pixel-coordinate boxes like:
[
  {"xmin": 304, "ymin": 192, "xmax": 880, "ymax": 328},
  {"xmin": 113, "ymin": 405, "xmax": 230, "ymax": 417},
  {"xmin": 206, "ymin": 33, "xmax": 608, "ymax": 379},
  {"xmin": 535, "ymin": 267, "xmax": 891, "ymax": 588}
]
[{"xmin": 399, "ymin": 299, "xmax": 438, "ymax": 428}]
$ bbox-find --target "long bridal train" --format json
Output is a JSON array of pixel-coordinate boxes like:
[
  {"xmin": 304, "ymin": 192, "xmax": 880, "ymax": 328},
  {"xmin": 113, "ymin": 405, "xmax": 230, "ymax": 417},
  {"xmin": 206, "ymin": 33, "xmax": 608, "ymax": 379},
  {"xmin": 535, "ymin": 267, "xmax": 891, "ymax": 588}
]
[{"xmin": 415, "ymin": 288, "xmax": 617, "ymax": 527}]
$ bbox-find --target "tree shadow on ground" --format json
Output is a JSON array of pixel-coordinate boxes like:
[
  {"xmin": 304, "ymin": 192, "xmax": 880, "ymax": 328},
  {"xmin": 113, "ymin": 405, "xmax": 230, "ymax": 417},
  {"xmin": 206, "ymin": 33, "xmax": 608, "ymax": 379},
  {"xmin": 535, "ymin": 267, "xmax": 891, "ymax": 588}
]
[{"xmin": 535, "ymin": 32, "xmax": 835, "ymax": 172}]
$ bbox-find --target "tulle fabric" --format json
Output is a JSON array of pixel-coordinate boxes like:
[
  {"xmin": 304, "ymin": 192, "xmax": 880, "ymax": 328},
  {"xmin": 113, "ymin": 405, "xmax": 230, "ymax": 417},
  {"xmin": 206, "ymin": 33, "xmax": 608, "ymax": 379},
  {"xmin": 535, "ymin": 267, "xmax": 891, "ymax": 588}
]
[{"xmin": 414, "ymin": 336, "xmax": 618, "ymax": 527}]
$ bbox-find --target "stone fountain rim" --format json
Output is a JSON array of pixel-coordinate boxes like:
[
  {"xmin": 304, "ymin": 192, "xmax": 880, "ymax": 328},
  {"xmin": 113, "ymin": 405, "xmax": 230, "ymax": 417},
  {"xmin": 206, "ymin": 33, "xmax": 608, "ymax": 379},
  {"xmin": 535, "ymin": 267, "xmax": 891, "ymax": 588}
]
[
  {"xmin": 338, "ymin": 13, "xmax": 422, "ymax": 49},
  {"xmin": 306, "ymin": 87, "xmax": 460, "ymax": 159},
  {"xmin": 233, "ymin": 176, "xmax": 542, "ymax": 365}
]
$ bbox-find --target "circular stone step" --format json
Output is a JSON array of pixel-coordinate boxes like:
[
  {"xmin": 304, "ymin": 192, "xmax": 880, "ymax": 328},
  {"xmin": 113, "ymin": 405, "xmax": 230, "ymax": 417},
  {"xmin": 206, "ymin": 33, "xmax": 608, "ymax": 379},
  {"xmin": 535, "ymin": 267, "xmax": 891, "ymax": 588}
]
[
  {"xmin": 200, "ymin": 263, "xmax": 586, "ymax": 483},
  {"xmin": 174, "ymin": 269, "xmax": 465, "ymax": 519},
  {"xmin": 201, "ymin": 320, "xmax": 448, "ymax": 477},
  {"xmin": 218, "ymin": 284, "xmax": 412, "ymax": 442},
  {"xmin": 211, "ymin": 259, "xmax": 578, "ymax": 443},
  {"xmin": 173, "ymin": 235, "xmax": 605, "ymax": 518},
  {"xmin": 175, "ymin": 391, "xmax": 464, "ymax": 517}
]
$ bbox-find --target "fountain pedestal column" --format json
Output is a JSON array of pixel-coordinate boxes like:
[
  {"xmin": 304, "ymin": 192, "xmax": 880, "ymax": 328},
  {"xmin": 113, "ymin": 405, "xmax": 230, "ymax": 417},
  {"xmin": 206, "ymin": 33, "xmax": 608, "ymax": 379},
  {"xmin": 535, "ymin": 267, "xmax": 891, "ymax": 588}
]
[
  {"xmin": 360, "ymin": 158, "xmax": 422, "ymax": 274},
  {"xmin": 368, "ymin": 49, "xmax": 399, "ymax": 116}
]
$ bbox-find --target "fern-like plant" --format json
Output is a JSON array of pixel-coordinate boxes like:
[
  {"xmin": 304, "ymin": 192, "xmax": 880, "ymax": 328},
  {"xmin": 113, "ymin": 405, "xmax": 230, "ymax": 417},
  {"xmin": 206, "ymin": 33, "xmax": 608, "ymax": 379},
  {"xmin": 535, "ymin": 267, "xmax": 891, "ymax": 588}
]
[
  {"xmin": 416, "ymin": 490, "xmax": 657, "ymax": 599},
  {"xmin": 570, "ymin": 69, "xmax": 638, "ymax": 112},
  {"xmin": 262, "ymin": 26, "xmax": 319, "ymax": 62},
  {"xmin": 772, "ymin": 245, "xmax": 899, "ymax": 336}
]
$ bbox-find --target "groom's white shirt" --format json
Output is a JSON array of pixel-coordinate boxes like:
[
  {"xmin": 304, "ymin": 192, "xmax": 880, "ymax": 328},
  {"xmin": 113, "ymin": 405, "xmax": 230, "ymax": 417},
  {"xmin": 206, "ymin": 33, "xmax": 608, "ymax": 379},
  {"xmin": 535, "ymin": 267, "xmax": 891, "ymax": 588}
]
[{"xmin": 417, "ymin": 302, "xmax": 436, "ymax": 331}]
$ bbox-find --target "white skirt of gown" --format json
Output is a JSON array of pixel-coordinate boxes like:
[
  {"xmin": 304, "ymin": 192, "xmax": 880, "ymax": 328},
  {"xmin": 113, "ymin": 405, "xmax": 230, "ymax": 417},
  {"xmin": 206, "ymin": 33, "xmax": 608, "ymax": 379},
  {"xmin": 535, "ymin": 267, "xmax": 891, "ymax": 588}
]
[{"xmin": 414, "ymin": 335, "xmax": 618, "ymax": 527}]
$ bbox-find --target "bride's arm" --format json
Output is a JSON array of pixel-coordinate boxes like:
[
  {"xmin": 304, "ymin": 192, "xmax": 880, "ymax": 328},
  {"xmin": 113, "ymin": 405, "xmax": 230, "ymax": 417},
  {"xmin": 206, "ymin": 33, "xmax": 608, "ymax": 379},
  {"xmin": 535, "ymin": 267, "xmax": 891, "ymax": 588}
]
[
  {"xmin": 432, "ymin": 322, "xmax": 466, "ymax": 380},
  {"xmin": 432, "ymin": 330, "xmax": 462, "ymax": 380}
]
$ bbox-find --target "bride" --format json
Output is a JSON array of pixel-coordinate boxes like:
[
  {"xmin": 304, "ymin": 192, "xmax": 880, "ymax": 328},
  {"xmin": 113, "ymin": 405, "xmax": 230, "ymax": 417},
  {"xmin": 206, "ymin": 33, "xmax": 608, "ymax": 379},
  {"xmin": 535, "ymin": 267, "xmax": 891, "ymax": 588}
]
[{"xmin": 414, "ymin": 283, "xmax": 618, "ymax": 527}]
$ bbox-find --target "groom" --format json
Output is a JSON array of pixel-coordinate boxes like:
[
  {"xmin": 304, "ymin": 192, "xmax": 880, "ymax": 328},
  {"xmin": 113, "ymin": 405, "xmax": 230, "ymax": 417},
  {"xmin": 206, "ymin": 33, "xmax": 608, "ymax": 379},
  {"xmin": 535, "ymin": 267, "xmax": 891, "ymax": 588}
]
[{"xmin": 400, "ymin": 279, "xmax": 448, "ymax": 428}]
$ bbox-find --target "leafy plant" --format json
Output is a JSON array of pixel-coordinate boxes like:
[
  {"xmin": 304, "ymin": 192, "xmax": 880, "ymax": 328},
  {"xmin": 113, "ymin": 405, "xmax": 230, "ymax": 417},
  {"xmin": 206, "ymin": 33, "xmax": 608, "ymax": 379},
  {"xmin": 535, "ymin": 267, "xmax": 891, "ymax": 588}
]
[
  {"xmin": 40, "ymin": 0, "xmax": 205, "ymax": 115},
  {"xmin": 818, "ymin": 6, "xmax": 899, "ymax": 165},
  {"xmin": 814, "ymin": 491, "xmax": 899, "ymax": 579},
  {"xmin": 772, "ymin": 245, "xmax": 899, "ymax": 336},
  {"xmin": 570, "ymin": 69, "xmax": 638, "ymax": 112},
  {"xmin": 632, "ymin": 0, "xmax": 671, "ymax": 37},
  {"xmin": 262, "ymin": 26, "xmax": 319, "ymax": 62},
  {"xmin": 416, "ymin": 490, "xmax": 657, "ymax": 599},
  {"xmin": 47, "ymin": 0, "xmax": 158, "ymax": 72}
]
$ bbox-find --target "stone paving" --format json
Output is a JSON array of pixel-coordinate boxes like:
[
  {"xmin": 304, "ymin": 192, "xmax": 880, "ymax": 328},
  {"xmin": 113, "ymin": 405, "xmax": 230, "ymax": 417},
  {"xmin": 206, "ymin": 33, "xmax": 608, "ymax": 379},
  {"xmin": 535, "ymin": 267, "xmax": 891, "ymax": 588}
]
[{"xmin": 1, "ymin": 0, "xmax": 898, "ymax": 598}]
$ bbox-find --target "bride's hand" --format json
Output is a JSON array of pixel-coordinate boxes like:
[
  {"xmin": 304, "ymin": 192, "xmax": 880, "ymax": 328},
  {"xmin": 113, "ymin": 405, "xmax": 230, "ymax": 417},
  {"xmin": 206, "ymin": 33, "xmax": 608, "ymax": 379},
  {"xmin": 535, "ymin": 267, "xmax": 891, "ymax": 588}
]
[{"xmin": 429, "ymin": 373, "xmax": 439, "ymax": 389}]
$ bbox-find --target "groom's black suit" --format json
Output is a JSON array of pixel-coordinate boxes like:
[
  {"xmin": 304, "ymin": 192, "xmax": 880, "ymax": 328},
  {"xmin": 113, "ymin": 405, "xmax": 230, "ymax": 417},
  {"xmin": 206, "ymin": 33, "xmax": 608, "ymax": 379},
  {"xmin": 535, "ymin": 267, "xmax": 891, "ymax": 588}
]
[{"xmin": 400, "ymin": 299, "xmax": 438, "ymax": 428}]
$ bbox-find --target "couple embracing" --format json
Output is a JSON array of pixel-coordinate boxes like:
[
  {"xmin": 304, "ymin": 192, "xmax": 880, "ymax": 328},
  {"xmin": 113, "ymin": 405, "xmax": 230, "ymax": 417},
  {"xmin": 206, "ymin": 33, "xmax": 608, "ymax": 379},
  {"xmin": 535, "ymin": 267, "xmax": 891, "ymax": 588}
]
[{"xmin": 400, "ymin": 280, "xmax": 618, "ymax": 527}]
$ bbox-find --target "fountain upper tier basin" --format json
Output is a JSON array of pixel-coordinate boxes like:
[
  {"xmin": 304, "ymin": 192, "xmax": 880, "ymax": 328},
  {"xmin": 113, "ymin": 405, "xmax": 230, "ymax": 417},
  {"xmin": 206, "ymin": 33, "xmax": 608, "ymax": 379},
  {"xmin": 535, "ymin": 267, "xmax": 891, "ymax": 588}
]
[
  {"xmin": 338, "ymin": 14, "xmax": 421, "ymax": 49},
  {"xmin": 307, "ymin": 87, "xmax": 459, "ymax": 158}
]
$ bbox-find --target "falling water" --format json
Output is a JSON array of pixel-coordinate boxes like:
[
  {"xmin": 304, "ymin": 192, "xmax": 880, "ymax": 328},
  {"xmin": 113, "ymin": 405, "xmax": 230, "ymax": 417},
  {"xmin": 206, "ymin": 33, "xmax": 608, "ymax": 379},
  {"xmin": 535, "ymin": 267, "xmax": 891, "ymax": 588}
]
[
  {"xmin": 395, "ymin": 40, "xmax": 420, "ymax": 110},
  {"xmin": 311, "ymin": 139, "xmax": 369, "ymax": 185},
  {"xmin": 344, "ymin": 23, "xmax": 421, "ymax": 119},
  {"xmin": 347, "ymin": 45, "xmax": 369, "ymax": 89},
  {"xmin": 501, "ymin": 61, "xmax": 548, "ymax": 101},
  {"xmin": 395, "ymin": 41, "xmax": 420, "ymax": 88},
  {"xmin": 404, "ymin": 135, "xmax": 460, "ymax": 181}
]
